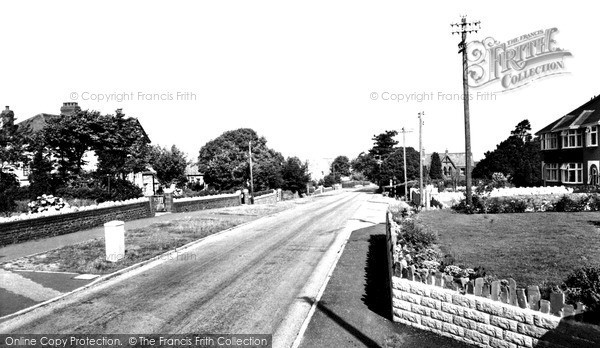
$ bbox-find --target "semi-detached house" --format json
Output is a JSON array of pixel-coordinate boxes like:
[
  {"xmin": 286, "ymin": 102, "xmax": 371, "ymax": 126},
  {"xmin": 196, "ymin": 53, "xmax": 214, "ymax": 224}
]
[{"xmin": 535, "ymin": 95, "xmax": 600, "ymax": 186}]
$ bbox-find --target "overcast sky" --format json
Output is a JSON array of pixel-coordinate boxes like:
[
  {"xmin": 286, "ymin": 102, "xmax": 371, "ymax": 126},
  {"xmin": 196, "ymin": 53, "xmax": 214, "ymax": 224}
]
[{"xmin": 1, "ymin": 1, "xmax": 595, "ymax": 176}]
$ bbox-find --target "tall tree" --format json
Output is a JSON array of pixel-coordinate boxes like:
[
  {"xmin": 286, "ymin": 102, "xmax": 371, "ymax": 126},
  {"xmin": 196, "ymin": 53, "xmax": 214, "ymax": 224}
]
[
  {"xmin": 429, "ymin": 152, "xmax": 443, "ymax": 180},
  {"xmin": 379, "ymin": 147, "xmax": 421, "ymax": 185},
  {"xmin": 331, "ymin": 155, "xmax": 351, "ymax": 177},
  {"xmin": 198, "ymin": 128, "xmax": 283, "ymax": 191},
  {"xmin": 0, "ymin": 107, "xmax": 27, "ymax": 171},
  {"xmin": 42, "ymin": 110, "xmax": 100, "ymax": 179},
  {"xmin": 473, "ymin": 120, "xmax": 542, "ymax": 187},
  {"xmin": 511, "ymin": 119, "xmax": 533, "ymax": 142},
  {"xmin": 368, "ymin": 130, "xmax": 399, "ymax": 159},
  {"xmin": 94, "ymin": 109, "xmax": 151, "ymax": 177},
  {"xmin": 150, "ymin": 145, "xmax": 188, "ymax": 188},
  {"xmin": 282, "ymin": 156, "xmax": 310, "ymax": 194}
]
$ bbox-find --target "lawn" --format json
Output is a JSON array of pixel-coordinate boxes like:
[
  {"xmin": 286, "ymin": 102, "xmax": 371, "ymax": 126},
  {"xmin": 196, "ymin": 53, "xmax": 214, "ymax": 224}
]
[
  {"xmin": 418, "ymin": 209, "xmax": 600, "ymax": 288},
  {"xmin": 1, "ymin": 202, "xmax": 296, "ymax": 274}
]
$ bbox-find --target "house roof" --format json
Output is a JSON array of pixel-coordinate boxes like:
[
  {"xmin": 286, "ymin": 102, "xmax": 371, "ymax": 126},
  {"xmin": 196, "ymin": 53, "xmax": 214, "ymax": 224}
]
[
  {"xmin": 16, "ymin": 112, "xmax": 150, "ymax": 143},
  {"xmin": 424, "ymin": 151, "xmax": 474, "ymax": 168},
  {"xmin": 185, "ymin": 164, "xmax": 203, "ymax": 176},
  {"xmin": 16, "ymin": 113, "xmax": 60, "ymax": 133},
  {"xmin": 536, "ymin": 94, "xmax": 600, "ymax": 135}
]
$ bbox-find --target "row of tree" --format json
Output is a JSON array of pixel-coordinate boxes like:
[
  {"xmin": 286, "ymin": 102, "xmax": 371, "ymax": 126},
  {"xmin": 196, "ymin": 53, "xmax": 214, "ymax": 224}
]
[{"xmin": 347, "ymin": 120, "xmax": 542, "ymax": 190}]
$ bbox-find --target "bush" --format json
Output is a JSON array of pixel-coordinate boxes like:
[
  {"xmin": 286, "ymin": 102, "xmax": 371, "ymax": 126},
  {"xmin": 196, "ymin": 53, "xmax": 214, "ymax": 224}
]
[
  {"xmin": 28, "ymin": 194, "xmax": 70, "ymax": 213},
  {"xmin": 503, "ymin": 199, "xmax": 528, "ymax": 213},
  {"xmin": 553, "ymin": 195, "xmax": 589, "ymax": 212},
  {"xmin": 562, "ymin": 266, "xmax": 600, "ymax": 312},
  {"xmin": 0, "ymin": 172, "xmax": 20, "ymax": 216},
  {"xmin": 451, "ymin": 194, "xmax": 485, "ymax": 214},
  {"xmin": 399, "ymin": 218, "xmax": 437, "ymax": 251}
]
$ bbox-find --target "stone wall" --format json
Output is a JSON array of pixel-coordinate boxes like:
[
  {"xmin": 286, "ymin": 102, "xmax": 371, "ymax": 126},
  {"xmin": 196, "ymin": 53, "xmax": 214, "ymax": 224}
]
[
  {"xmin": 0, "ymin": 201, "xmax": 153, "ymax": 246},
  {"xmin": 386, "ymin": 212, "xmax": 600, "ymax": 348},
  {"xmin": 253, "ymin": 190, "xmax": 280, "ymax": 204},
  {"xmin": 171, "ymin": 193, "xmax": 241, "ymax": 213}
]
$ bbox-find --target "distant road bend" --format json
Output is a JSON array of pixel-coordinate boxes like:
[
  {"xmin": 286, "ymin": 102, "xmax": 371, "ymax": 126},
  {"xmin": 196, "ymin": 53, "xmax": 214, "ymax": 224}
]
[{"xmin": 0, "ymin": 191, "xmax": 376, "ymax": 347}]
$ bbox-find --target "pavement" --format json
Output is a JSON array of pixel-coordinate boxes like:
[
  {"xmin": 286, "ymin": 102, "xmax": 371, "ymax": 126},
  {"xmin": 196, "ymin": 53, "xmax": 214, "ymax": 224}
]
[{"xmin": 297, "ymin": 200, "xmax": 476, "ymax": 348}]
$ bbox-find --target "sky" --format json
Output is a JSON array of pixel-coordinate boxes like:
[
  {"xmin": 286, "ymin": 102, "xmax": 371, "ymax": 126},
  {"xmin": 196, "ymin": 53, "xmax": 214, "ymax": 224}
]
[{"xmin": 1, "ymin": 1, "xmax": 596, "ymax": 178}]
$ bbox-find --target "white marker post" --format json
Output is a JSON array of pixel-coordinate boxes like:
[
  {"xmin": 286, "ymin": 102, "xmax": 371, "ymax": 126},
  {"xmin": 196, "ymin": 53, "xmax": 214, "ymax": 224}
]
[{"xmin": 104, "ymin": 220, "xmax": 125, "ymax": 262}]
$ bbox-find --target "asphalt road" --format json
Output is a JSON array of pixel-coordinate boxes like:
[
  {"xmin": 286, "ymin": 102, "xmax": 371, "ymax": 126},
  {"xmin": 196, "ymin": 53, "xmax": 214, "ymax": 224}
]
[{"xmin": 0, "ymin": 191, "xmax": 370, "ymax": 346}]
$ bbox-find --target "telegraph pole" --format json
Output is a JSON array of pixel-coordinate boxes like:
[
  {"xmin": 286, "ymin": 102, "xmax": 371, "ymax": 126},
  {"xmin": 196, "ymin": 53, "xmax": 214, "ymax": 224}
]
[
  {"xmin": 400, "ymin": 127, "xmax": 413, "ymax": 201},
  {"xmin": 452, "ymin": 16, "xmax": 480, "ymax": 206},
  {"xmin": 248, "ymin": 141, "xmax": 254, "ymax": 204},
  {"xmin": 418, "ymin": 112, "xmax": 424, "ymax": 206}
]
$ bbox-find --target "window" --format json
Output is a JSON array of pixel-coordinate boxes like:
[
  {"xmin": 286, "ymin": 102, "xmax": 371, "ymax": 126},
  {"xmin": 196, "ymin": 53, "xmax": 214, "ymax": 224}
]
[
  {"xmin": 22, "ymin": 165, "xmax": 30, "ymax": 176},
  {"xmin": 587, "ymin": 126, "xmax": 598, "ymax": 147},
  {"xmin": 590, "ymin": 164, "xmax": 599, "ymax": 185},
  {"xmin": 541, "ymin": 133, "xmax": 558, "ymax": 150},
  {"xmin": 561, "ymin": 163, "xmax": 583, "ymax": 184},
  {"xmin": 562, "ymin": 130, "xmax": 583, "ymax": 148},
  {"xmin": 545, "ymin": 163, "xmax": 559, "ymax": 182}
]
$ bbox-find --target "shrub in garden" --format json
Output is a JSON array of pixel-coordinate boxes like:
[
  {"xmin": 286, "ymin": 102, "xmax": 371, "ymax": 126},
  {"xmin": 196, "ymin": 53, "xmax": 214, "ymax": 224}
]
[
  {"xmin": 562, "ymin": 266, "xmax": 600, "ymax": 312},
  {"xmin": 399, "ymin": 218, "xmax": 437, "ymax": 250},
  {"xmin": 28, "ymin": 194, "xmax": 70, "ymax": 213},
  {"xmin": 451, "ymin": 194, "xmax": 486, "ymax": 214}
]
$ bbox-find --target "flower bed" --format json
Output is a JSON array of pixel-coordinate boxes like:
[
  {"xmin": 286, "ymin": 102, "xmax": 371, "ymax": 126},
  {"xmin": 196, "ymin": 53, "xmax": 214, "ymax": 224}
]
[{"xmin": 452, "ymin": 193, "xmax": 600, "ymax": 214}]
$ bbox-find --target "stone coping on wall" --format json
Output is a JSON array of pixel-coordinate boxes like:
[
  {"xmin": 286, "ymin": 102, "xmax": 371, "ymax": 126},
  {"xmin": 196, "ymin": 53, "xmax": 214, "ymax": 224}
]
[
  {"xmin": 0, "ymin": 197, "xmax": 149, "ymax": 224},
  {"xmin": 172, "ymin": 191, "xmax": 241, "ymax": 203}
]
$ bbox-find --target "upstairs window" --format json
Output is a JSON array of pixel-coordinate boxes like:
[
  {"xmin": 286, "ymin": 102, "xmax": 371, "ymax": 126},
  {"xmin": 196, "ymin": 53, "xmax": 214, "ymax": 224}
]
[
  {"xmin": 541, "ymin": 133, "xmax": 558, "ymax": 150},
  {"xmin": 587, "ymin": 126, "xmax": 598, "ymax": 147},
  {"xmin": 562, "ymin": 130, "xmax": 583, "ymax": 148}
]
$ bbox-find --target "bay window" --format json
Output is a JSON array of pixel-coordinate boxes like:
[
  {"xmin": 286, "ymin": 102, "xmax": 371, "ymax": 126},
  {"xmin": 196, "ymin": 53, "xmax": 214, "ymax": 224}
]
[
  {"xmin": 545, "ymin": 163, "xmax": 559, "ymax": 182},
  {"xmin": 561, "ymin": 163, "xmax": 583, "ymax": 184}
]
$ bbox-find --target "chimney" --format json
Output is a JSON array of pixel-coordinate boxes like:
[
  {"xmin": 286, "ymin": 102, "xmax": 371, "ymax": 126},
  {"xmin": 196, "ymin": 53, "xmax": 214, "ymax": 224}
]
[
  {"xmin": 4, "ymin": 106, "xmax": 8, "ymax": 111},
  {"xmin": 60, "ymin": 102, "xmax": 81, "ymax": 116}
]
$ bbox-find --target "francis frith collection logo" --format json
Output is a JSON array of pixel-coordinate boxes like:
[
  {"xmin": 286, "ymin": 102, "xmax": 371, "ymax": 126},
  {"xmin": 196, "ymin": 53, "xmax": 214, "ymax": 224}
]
[{"xmin": 467, "ymin": 28, "xmax": 572, "ymax": 91}]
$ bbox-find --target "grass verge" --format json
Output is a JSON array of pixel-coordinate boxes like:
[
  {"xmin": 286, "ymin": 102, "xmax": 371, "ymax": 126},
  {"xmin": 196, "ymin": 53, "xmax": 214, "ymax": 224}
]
[{"xmin": 1, "ymin": 202, "xmax": 296, "ymax": 274}]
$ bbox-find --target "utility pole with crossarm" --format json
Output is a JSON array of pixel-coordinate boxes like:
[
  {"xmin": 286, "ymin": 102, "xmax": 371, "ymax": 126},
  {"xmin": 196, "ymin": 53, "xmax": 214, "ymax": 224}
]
[{"xmin": 451, "ymin": 15, "xmax": 480, "ymax": 206}]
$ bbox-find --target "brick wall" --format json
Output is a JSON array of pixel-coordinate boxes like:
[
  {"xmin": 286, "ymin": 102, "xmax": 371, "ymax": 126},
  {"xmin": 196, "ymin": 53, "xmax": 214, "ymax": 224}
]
[
  {"xmin": 171, "ymin": 194, "xmax": 241, "ymax": 213},
  {"xmin": 386, "ymin": 213, "xmax": 600, "ymax": 348},
  {"xmin": 0, "ymin": 201, "xmax": 153, "ymax": 247}
]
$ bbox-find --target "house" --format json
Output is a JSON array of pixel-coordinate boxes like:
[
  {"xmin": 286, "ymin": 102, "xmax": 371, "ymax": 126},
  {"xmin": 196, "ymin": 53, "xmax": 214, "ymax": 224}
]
[
  {"xmin": 185, "ymin": 163, "xmax": 205, "ymax": 189},
  {"xmin": 535, "ymin": 94, "xmax": 600, "ymax": 186},
  {"xmin": 5, "ymin": 102, "xmax": 158, "ymax": 195},
  {"xmin": 424, "ymin": 150, "xmax": 474, "ymax": 180}
]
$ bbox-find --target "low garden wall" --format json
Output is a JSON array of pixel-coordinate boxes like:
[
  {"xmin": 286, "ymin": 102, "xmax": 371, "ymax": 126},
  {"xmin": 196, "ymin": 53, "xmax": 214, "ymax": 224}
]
[
  {"xmin": 171, "ymin": 193, "xmax": 242, "ymax": 213},
  {"xmin": 253, "ymin": 190, "xmax": 280, "ymax": 204},
  {"xmin": 0, "ymin": 200, "xmax": 153, "ymax": 246},
  {"xmin": 386, "ymin": 211, "xmax": 600, "ymax": 348}
]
